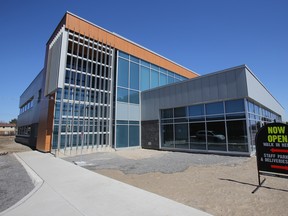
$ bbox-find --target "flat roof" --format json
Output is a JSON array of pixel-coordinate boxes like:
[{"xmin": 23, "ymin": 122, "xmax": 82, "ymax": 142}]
[{"xmin": 49, "ymin": 12, "xmax": 198, "ymax": 79}]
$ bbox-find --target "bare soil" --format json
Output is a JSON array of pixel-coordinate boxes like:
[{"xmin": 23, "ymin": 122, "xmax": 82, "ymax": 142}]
[
  {"xmin": 91, "ymin": 150, "xmax": 288, "ymax": 216},
  {"xmin": 0, "ymin": 136, "xmax": 32, "ymax": 154}
]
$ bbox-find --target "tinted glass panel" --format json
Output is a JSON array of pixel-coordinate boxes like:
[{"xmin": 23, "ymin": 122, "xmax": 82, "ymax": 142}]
[
  {"xmin": 190, "ymin": 122, "xmax": 206, "ymax": 150},
  {"xmin": 227, "ymin": 120, "xmax": 248, "ymax": 152},
  {"xmin": 129, "ymin": 121, "xmax": 139, "ymax": 125},
  {"xmin": 117, "ymin": 120, "xmax": 129, "ymax": 124},
  {"xmin": 175, "ymin": 124, "xmax": 189, "ymax": 149},
  {"xmin": 118, "ymin": 58, "xmax": 129, "ymax": 87},
  {"xmin": 161, "ymin": 109, "xmax": 173, "ymax": 119},
  {"xmin": 248, "ymin": 101, "xmax": 254, "ymax": 113},
  {"xmin": 117, "ymin": 87, "xmax": 128, "ymax": 102},
  {"xmin": 162, "ymin": 124, "xmax": 174, "ymax": 148},
  {"xmin": 129, "ymin": 125, "xmax": 139, "ymax": 147},
  {"xmin": 141, "ymin": 66, "xmax": 150, "ymax": 91},
  {"xmin": 160, "ymin": 67, "xmax": 167, "ymax": 74},
  {"xmin": 130, "ymin": 62, "xmax": 139, "ymax": 90},
  {"xmin": 151, "ymin": 64, "xmax": 159, "ymax": 71},
  {"xmin": 130, "ymin": 55, "xmax": 139, "ymax": 63},
  {"xmin": 151, "ymin": 70, "xmax": 159, "ymax": 88},
  {"xmin": 189, "ymin": 105, "xmax": 204, "ymax": 116},
  {"xmin": 168, "ymin": 76, "xmax": 174, "ymax": 84},
  {"xmin": 119, "ymin": 51, "xmax": 129, "ymax": 59},
  {"xmin": 206, "ymin": 114, "xmax": 224, "ymax": 120},
  {"xmin": 225, "ymin": 100, "xmax": 244, "ymax": 113},
  {"xmin": 206, "ymin": 102, "xmax": 224, "ymax": 115},
  {"xmin": 174, "ymin": 107, "xmax": 187, "ymax": 118},
  {"xmin": 207, "ymin": 121, "xmax": 226, "ymax": 151},
  {"xmin": 168, "ymin": 71, "xmax": 174, "ymax": 76},
  {"xmin": 116, "ymin": 125, "xmax": 128, "ymax": 147},
  {"xmin": 129, "ymin": 90, "xmax": 139, "ymax": 104},
  {"xmin": 159, "ymin": 73, "xmax": 167, "ymax": 86},
  {"xmin": 141, "ymin": 60, "xmax": 150, "ymax": 67}
]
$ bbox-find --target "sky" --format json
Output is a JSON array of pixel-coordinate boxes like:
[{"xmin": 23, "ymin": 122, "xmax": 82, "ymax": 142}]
[{"xmin": 0, "ymin": 0, "xmax": 287, "ymax": 122}]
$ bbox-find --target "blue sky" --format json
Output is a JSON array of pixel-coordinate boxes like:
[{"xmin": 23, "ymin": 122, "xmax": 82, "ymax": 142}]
[{"xmin": 0, "ymin": 0, "xmax": 287, "ymax": 122}]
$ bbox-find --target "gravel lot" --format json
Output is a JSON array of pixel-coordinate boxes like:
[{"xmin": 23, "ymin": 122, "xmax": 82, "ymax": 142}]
[
  {"xmin": 0, "ymin": 136, "xmax": 33, "ymax": 213},
  {"xmin": 65, "ymin": 150, "xmax": 247, "ymax": 174},
  {"xmin": 65, "ymin": 149, "xmax": 288, "ymax": 216}
]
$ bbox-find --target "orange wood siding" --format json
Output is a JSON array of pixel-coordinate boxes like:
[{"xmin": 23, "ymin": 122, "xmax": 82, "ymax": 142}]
[
  {"xmin": 65, "ymin": 13, "xmax": 198, "ymax": 79},
  {"xmin": 36, "ymin": 94, "xmax": 55, "ymax": 152}
]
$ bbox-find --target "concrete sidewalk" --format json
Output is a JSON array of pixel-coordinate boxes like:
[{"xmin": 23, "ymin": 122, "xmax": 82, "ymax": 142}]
[{"xmin": 1, "ymin": 151, "xmax": 211, "ymax": 216}]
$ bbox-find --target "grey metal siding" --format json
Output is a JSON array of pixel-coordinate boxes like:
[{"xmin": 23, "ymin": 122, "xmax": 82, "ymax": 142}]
[
  {"xmin": 245, "ymin": 68, "xmax": 285, "ymax": 117},
  {"xmin": 18, "ymin": 70, "xmax": 44, "ymax": 127},
  {"xmin": 141, "ymin": 66, "xmax": 250, "ymax": 121}
]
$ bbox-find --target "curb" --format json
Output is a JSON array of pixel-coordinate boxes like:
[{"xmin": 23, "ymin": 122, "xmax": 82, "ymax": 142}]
[{"xmin": 0, "ymin": 153, "xmax": 44, "ymax": 215}]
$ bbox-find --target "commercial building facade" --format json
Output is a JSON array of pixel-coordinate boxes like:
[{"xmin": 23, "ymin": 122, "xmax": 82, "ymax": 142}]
[
  {"xmin": 141, "ymin": 66, "xmax": 283, "ymax": 155},
  {"xmin": 16, "ymin": 12, "xmax": 284, "ymax": 156}
]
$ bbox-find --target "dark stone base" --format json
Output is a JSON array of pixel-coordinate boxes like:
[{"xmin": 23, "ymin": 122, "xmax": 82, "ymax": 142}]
[{"xmin": 141, "ymin": 120, "xmax": 159, "ymax": 149}]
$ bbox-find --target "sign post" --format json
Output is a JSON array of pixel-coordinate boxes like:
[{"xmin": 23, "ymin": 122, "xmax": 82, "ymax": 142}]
[{"xmin": 255, "ymin": 122, "xmax": 288, "ymax": 190}]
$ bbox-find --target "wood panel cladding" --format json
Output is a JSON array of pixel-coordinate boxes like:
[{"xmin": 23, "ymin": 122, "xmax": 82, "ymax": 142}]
[{"xmin": 65, "ymin": 13, "xmax": 198, "ymax": 79}]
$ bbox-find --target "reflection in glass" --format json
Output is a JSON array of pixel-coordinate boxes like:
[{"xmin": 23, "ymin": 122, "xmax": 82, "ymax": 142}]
[
  {"xmin": 174, "ymin": 107, "xmax": 187, "ymax": 118},
  {"xmin": 189, "ymin": 104, "xmax": 204, "ymax": 116},
  {"xmin": 117, "ymin": 87, "xmax": 128, "ymax": 102},
  {"xmin": 175, "ymin": 124, "xmax": 189, "ymax": 149},
  {"xmin": 227, "ymin": 120, "xmax": 248, "ymax": 152},
  {"xmin": 129, "ymin": 90, "xmax": 139, "ymax": 104},
  {"xmin": 189, "ymin": 122, "xmax": 206, "ymax": 150},
  {"xmin": 206, "ymin": 121, "xmax": 226, "ymax": 151},
  {"xmin": 206, "ymin": 102, "xmax": 224, "ymax": 115},
  {"xmin": 162, "ymin": 124, "xmax": 174, "ymax": 148},
  {"xmin": 225, "ymin": 99, "xmax": 244, "ymax": 113}
]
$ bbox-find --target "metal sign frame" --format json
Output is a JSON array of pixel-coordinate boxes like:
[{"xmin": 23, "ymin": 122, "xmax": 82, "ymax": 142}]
[{"xmin": 255, "ymin": 122, "xmax": 288, "ymax": 190}]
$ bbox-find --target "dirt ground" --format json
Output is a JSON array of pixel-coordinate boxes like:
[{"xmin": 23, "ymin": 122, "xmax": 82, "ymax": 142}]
[
  {"xmin": 90, "ymin": 150, "xmax": 288, "ymax": 216},
  {"xmin": 0, "ymin": 136, "xmax": 32, "ymax": 154},
  {"xmin": 1, "ymin": 136, "xmax": 287, "ymax": 216}
]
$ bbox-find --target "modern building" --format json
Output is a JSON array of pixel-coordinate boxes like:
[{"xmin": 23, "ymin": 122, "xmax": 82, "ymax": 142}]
[{"xmin": 16, "ymin": 12, "xmax": 284, "ymax": 156}]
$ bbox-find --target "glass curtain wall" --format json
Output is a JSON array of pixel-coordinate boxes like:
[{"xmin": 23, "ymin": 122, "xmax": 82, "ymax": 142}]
[
  {"xmin": 115, "ymin": 51, "xmax": 188, "ymax": 148},
  {"xmin": 247, "ymin": 100, "xmax": 281, "ymax": 152},
  {"xmin": 161, "ymin": 99, "xmax": 249, "ymax": 154},
  {"xmin": 52, "ymin": 30, "xmax": 113, "ymax": 152}
]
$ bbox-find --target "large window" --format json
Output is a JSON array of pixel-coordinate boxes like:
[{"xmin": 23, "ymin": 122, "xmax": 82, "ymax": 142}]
[
  {"xmin": 52, "ymin": 31, "xmax": 113, "ymax": 152},
  {"xmin": 162, "ymin": 124, "xmax": 174, "ymax": 148},
  {"xmin": 116, "ymin": 51, "xmax": 188, "ymax": 149},
  {"xmin": 206, "ymin": 121, "xmax": 226, "ymax": 151},
  {"xmin": 227, "ymin": 120, "xmax": 248, "ymax": 152},
  {"xmin": 118, "ymin": 58, "xmax": 129, "ymax": 88},
  {"xmin": 151, "ymin": 70, "xmax": 159, "ymax": 88},
  {"xmin": 116, "ymin": 125, "xmax": 128, "ymax": 148},
  {"xmin": 246, "ymin": 100, "xmax": 281, "ymax": 152},
  {"xmin": 117, "ymin": 87, "xmax": 128, "ymax": 102},
  {"xmin": 141, "ymin": 66, "xmax": 150, "ymax": 91},
  {"xmin": 175, "ymin": 124, "xmax": 189, "ymax": 149},
  {"xmin": 160, "ymin": 99, "xmax": 252, "ymax": 154},
  {"xmin": 190, "ymin": 122, "xmax": 206, "ymax": 150},
  {"xmin": 130, "ymin": 62, "xmax": 139, "ymax": 90}
]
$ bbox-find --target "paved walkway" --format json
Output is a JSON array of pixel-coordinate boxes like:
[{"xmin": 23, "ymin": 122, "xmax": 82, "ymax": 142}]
[{"xmin": 1, "ymin": 151, "xmax": 211, "ymax": 216}]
